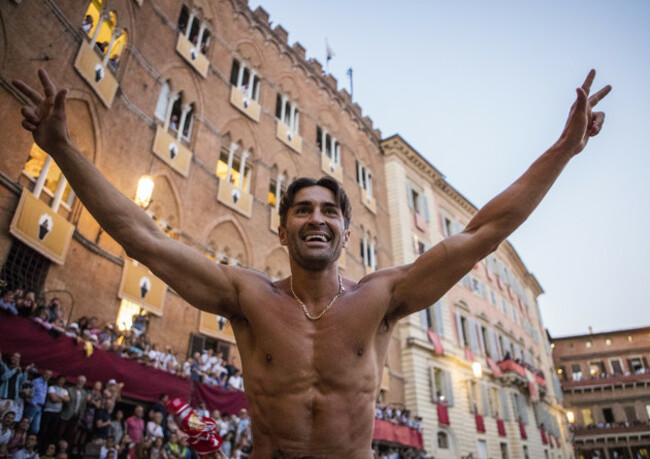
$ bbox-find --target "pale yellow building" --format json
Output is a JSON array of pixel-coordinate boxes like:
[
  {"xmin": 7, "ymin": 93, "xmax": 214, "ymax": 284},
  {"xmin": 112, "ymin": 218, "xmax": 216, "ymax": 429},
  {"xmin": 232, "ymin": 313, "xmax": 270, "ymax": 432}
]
[{"xmin": 381, "ymin": 134, "xmax": 572, "ymax": 459}]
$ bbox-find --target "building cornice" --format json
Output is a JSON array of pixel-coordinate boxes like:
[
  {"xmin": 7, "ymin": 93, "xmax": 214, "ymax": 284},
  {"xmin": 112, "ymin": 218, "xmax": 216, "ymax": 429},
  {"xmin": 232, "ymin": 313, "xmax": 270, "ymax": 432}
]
[{"xmin": 551, "ymin": 326, "xmax": 650, "ymax": 342}]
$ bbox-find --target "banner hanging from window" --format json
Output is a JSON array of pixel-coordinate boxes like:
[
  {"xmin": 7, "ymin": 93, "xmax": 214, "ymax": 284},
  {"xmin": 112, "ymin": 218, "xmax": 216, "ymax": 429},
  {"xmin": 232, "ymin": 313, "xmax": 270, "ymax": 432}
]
[
  {"xmin": 118, "ymin": 258, "xmax": 167, "ymax": 316},
  {"xmin": 9, "ymin": 189, "xmax": 75, "ymax": 265}
]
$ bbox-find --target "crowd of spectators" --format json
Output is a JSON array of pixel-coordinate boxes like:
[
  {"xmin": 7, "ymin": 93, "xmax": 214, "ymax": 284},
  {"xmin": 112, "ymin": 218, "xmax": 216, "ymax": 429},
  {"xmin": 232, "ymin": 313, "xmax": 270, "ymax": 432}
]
[
  {"xmin": 570, "ymin": 419, "xmax": 650, "ymax": 432},
  {"xmin": 0, "ymin": 286, "xmax": 251, "ymax": 458},
  {"xmin": 374, "ymin": 405, "xmax": 423, "ymax": 432},
  {"xmin": 500, "ymin": 352, "xmax": 546, "ymax": 381},
  {"xmin": 0, "ymin": 351, "xmax": 253, "ymax": 458},
  {"xmin": 0, "ymin": 288, "xmax": 245, "ymax": 392}
]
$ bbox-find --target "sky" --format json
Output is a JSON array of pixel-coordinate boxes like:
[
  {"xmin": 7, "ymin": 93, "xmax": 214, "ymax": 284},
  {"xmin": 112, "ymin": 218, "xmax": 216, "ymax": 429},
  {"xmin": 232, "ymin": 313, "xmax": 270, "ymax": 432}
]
[{"xmin": 250, "ymin": 0, "xmax": 650, "ymax": 337}]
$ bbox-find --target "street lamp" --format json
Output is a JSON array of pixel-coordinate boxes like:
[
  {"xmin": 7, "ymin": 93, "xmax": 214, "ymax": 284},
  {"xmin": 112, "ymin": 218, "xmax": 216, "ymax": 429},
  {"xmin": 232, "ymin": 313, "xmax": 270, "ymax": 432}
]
[
  {"xmin": 566, "ymin": 411, "xmax": 575, "ymax": 423},
  {"xmin": 134, "ymin": 175, "xmax": 154, "ymax": 208},
  {"xmin": 472, "ymin": 361, "xmax": 483, "ymax": 379}
]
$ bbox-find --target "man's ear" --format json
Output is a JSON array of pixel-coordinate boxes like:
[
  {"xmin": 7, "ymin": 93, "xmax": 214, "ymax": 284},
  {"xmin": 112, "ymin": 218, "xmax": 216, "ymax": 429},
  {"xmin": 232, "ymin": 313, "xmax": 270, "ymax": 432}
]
[
  {"xmin": 342, "ymin": 228, "xmax": 351, "ymax": 248},
  {"xmin": 278, "ymin": 225, "xmax": 288, "ymax": 246}
]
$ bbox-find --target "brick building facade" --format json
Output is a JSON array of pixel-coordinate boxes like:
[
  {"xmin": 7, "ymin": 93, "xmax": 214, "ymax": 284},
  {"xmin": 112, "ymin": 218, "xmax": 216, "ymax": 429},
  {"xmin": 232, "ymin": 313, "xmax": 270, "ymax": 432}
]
[
  {"xmin": 0, "ymin": 0, "xmax": 391, "ymax": 371},
  {"xmin": 551, "ymin": 327, "xmax": 650, "ymax": 458}
]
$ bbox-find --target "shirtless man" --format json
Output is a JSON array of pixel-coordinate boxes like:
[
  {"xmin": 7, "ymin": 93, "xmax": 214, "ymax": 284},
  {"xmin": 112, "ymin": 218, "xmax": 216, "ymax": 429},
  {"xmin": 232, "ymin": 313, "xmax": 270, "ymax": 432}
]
[{"xmin": 13, "ymin": 69, "xmax": 610, "ymax": 457}]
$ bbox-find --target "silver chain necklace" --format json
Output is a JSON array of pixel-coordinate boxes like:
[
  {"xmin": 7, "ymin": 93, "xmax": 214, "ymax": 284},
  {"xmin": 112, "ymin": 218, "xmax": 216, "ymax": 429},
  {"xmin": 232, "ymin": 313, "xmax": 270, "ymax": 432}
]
[{"xmin": 289, "ymin": 273, "xmax": 345, "ymax": 321}]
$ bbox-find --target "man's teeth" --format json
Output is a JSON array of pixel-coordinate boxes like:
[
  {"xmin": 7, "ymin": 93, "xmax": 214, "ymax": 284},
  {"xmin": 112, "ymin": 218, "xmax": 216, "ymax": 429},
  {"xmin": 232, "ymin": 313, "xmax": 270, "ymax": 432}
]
[{"xmin": 305, "ymin": 235, "xmax": 328, "ymax": 242}]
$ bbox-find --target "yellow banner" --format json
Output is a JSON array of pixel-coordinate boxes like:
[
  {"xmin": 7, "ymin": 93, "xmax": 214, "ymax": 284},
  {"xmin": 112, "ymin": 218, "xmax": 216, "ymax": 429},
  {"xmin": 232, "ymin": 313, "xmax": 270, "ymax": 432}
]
[
  {"xmin": 118, "ymin": 259, "xmax": 167, "ymax": 316},
  {"xmin": 199, "ymin": 311, "xmax": 236, "ymax": 343},
  {"xmin": 9, "ymin": 189, "xmax": 75, "ymax": 265}
]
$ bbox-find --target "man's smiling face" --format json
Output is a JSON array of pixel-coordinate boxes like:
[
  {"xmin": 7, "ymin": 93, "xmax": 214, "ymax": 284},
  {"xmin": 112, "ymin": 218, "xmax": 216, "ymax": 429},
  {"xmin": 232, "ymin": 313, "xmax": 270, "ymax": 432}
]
[{"xmin": 279, "ymin": 186, "xmax": 350, "ymax": 271}]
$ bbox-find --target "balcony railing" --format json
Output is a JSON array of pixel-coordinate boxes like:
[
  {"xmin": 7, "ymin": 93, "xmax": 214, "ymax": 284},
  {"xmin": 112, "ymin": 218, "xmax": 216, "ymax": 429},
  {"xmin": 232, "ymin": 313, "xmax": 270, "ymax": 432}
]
[
  {"xmin": 276, "ymin": 122, "xmax": 302, "ymax": 153},
  {"xmin": 217, "ymin": 180, "xmax": 253, "ymax": 218},
  {"xmin": 561, "ymin": 371, "xmax": 650, "ymax": 390},
  {"xmin": 152, "ymin": 125, "xmax": 193, "ymax": 177},
  {"xmin": 74, "ymin": 40, "xmax": 119, "ymax": 108},
  {"xmin": 572, "ymin": 422, "xmax": 650, "ymax": 437},
  {"xmin": 230, "ymin": 86, "xmax": 261, "ymax": 122},
  {"xmin": 175, "ymin": 34, "xmax": 209, "ymax": 78},
  {"xmin": 320, "ymin": 154, "xmax": 343, "ymax": 183},
  {"xmin": 498, "ymin": 359, "xmax": 547, "ymax": 387}
]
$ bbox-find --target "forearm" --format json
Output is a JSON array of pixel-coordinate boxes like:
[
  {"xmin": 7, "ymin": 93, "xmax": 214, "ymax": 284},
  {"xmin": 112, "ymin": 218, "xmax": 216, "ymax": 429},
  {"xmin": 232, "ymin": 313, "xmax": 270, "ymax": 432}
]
[
  {"xmin": 47, "ymin": 140, "xmax": 161, "ymax": 257},
  {"xmin": 465, "ymin": 142, "xmax": 575, "ymax": 251}
]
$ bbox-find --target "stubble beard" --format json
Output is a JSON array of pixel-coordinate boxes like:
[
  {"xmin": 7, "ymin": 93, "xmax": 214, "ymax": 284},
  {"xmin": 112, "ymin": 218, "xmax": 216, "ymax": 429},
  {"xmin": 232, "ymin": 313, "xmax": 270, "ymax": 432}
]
[{"xmin": 290, "ymin": 236, "xmax": 343, "ymax": 272}]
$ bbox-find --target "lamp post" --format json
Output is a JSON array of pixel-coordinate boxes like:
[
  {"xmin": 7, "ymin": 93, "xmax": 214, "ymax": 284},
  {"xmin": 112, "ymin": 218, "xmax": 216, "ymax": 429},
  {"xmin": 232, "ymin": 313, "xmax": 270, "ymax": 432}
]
[{"xmin": 134, "ymin": 175, "xmax": 154, "ymax": 209}]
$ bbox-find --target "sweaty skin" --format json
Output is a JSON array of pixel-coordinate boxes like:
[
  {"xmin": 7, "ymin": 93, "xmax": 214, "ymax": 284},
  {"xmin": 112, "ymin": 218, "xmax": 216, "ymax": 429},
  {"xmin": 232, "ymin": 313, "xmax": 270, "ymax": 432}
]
[{"xmin": 12, "ymin": 69, "xmax": 610, "ymax": 458}]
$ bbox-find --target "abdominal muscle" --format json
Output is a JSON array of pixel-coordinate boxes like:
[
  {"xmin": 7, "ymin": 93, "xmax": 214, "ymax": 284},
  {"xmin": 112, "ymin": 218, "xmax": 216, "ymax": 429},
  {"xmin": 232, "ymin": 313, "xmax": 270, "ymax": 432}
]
[{"xmin": 246, "ymin": 384, "xmax": 376, "ymax": 458}]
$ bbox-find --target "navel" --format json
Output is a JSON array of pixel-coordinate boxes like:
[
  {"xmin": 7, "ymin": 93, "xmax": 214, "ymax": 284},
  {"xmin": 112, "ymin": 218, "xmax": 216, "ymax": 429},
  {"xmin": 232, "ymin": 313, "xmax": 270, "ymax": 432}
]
[
  {"xmin": 356, "ymin": 348, "xmax": 364, "ymax": 357},
  {"xmin": 265, "ymin": 353, "xmax": 273, "ymax": 363}
]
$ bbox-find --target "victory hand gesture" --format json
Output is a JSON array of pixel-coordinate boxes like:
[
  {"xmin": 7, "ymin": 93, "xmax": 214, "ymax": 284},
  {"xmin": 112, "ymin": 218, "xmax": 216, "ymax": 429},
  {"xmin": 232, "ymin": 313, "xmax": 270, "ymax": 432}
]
[
  {"xmin": 12, "ymin": 68, "xmax": 71, "ymax": 154},
  {"xmin": 557, "ymin": 69, "xmax": 612, "ymax": 155}
]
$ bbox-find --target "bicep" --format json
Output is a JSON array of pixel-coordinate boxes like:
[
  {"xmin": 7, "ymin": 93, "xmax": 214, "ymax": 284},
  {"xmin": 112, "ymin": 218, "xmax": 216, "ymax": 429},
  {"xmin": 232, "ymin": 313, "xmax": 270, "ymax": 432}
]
[
  {"xmin": 390, "ymin": 230, "xmax": 491, "ymax": 319},
  {"xmin": 131, "ymin": 234, "xmax": 240, "ymax": 318}
]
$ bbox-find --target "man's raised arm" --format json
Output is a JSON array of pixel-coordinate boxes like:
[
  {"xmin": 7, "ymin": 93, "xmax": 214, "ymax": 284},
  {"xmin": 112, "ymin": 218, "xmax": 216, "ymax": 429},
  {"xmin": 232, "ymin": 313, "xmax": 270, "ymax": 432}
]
[
  {"xmin": 389, "ymin": 70, "xmax": 611, "ymax": 319},
  {"xmin": 12, "ymin": 69, "xmax": 240, "ymax": 318}
]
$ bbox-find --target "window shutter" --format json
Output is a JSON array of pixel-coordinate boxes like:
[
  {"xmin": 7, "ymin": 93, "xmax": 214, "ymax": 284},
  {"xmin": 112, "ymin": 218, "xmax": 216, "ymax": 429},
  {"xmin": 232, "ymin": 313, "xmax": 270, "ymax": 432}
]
[
  {"xmin": 642, "ymin": 357, "xmax": 649, "ymax": 370},
  {"xmin": 429, "ymin": 367, "xmax": 438, "ymax": 403},
  {"xmin": 422, "ymin": 194, "xmax": 430, "ymax": 222},
  {"xmin": 406, "ymin": 183, "xmax": 414, "ymax": 209},
  {"xmin": 356, "ymin": 160, "xmax": 361, "ymax": 185},
  {"xmin": 500, "ymin": 389, "xmax": 510, "ymax": 421},
  {"xmin": 481, "ymin": 383, "xmax": 490, "ymax": 416},
  {"xmin": 441, "ymin": 215, "xmax": 450, "ymax": 237},
  {"xmin": 518, "ymin": 395, "xmax": 529, "ymax": 424},
  {"xmin": 418, "ymin": 309, "xmax": 428, "ymax": 331},
  {"xmin": 468, "ymin": 317, "xmax": 479, "ymax": 353},
  {"xmin": 229, "ymin": 59, "xmax": 240, "ymax": 86},
  {"xmin": 154, "ymin": 82, "xmax": 170, "ymax": 121},
  {"xmin": 275, "ymin": 93, "xmax": 282, "ymax": 119},
  {"xmin": 627, "ymin": 359, "xmax": 634, "ymax": 373},
  {"xmin": 444, "ymin": 371, "xmax": 454, "ymax": 406},
  {"xmin": 455, "ymin": 310, "xmax": 465, "ymax": 347},
  {"xmin": 487, "ymin": 328, "xmax": 497, "ymax": 359},
  {"xmin": 476, "ymin": 322, "xmax": 485, "ymax": 355},
  {"xmin": 434, "ymin": 302, "xmax": 444, "ymax": 337}
]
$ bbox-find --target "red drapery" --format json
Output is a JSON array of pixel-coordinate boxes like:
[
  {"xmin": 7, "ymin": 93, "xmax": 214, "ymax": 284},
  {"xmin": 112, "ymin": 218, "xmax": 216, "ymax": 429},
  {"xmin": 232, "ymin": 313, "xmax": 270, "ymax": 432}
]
[
  {"xmin": 487, "ymin": 357, "xmax": 502, "ymax": 377},
  {"xmin": 427, "ymin": 330, "xmax": 444, "ymax": 355},
  {"xmin": 496, "ymin": 418, "xmax": 506, "ymax": 436},
  {"xmin": 541, "ymin": 427, "xmax": 548, "ymax": 444},
  {"xmin": 519, "ymin": 421, "xmax": 528, "ymax": 439},
  {"xmin": 475, "ymin": 413, "xmax": 485, "ymax": 433},
  {"xmin": 437, "ymin": 403, "xmax": 450, "ymax": 426},
  {"xmin": 373, "ymin": 419, "xmax": 423, "ymax": 449},
  {"xmin": 0, "ymin": 315, "xmax": 249, "ymax": 412}
]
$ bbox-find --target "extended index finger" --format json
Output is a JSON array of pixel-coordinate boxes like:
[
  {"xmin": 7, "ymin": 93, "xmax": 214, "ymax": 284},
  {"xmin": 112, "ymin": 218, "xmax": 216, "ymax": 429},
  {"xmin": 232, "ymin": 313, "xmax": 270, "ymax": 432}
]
[
  {"xmin": 581, "ymin": 69, "xmax": 596, "ymax": 95},
  {"xmin": 38, "ymin": 68, "xmax": 57, "ymax": 98},
  {"xmin": 589, "ymin": 84, "xmax": 612, "ymax": 107},
  {"xmin": 11, "ymin": 79, "xmax": 44, "ymax": 106}
]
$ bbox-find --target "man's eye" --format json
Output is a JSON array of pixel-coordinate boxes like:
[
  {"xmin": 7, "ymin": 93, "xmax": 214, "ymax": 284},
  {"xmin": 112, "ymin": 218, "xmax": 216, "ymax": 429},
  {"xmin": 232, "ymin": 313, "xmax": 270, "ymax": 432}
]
[{"xmin": 296, "ymin": 208, "xmax": 308, "ymax": 214}]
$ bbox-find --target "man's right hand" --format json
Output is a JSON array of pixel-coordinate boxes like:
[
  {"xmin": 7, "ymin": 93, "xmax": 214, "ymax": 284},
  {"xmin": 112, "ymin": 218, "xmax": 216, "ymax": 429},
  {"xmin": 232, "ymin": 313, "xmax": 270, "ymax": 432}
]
[{"xmin": 12, "ymin": 68, "xmax": 71, "ymax": 154}]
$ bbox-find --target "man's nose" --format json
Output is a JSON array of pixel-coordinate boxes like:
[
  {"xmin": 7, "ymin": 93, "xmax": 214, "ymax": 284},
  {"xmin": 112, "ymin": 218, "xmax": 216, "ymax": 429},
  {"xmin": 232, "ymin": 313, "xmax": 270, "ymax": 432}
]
[{"xmin": 307, "ymin": 208, "xmax": 326, "ymax": 225}]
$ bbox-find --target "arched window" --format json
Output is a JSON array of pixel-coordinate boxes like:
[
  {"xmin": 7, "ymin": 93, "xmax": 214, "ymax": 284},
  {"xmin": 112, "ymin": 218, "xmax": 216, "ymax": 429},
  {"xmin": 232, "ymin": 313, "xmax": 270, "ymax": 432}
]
[
  {"xmin": 155, "ymin": 85, "xmax": 195, "ymax": 145},
  {"xmin": 437, "ymin": 431, "xmax": 449, "ymax": 449},
  {"xmin": 177, "ymin": 5, "xmax": 211, "ymax": 56},
  {"xmin": 24, "ymin": 143, "xmax": 74, "ymax": 209},
  {"xmin": 83, "ymin": 0, "xmax": 128, "ymax": 71}
]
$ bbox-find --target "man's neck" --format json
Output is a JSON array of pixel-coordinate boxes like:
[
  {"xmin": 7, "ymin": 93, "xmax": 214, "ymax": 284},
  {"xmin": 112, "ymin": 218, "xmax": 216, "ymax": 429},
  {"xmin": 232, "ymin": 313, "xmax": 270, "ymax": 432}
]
[{"xmin": 288, "ymin": 264, "xmax": 341, "ymax": 305}]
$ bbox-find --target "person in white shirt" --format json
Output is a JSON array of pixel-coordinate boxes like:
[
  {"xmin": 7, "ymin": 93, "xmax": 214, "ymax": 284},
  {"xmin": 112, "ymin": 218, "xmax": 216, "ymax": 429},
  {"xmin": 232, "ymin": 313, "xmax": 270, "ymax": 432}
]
[{"xmin": 227, "ymin": 370, "xmax": 244, "ymax": 391}]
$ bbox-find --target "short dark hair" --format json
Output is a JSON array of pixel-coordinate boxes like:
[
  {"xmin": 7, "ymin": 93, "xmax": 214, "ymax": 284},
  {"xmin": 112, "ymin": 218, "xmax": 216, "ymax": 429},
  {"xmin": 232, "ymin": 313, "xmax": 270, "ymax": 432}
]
[{"xmin": 278, "ymin": 177, "xmax": 351, "ymax": 229}]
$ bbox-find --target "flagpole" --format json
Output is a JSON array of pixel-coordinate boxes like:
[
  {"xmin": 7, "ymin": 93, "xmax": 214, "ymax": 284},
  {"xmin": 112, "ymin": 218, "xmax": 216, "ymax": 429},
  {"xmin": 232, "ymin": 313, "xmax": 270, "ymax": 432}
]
[{"xmin": 347, "ymin": 67, "xmax": 354, "ymax": 100}]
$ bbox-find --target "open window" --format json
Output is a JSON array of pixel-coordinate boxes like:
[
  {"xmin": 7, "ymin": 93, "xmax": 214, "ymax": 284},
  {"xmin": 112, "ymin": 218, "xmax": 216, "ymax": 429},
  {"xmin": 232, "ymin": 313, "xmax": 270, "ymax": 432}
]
[
  {"xmin": 151, "ymin": 83, "xmax": 195, "ymax": 176},
  {"xmin": 23, "ymin": 144, "xmax": 75, "ymax": 211},
  {"xmin": 274, "ymin": 93, "xmax": 302, "ymax": 152},
  {"xmin": 175, "ymin": 5, "xmax": 211, "ymax": 77},
  {"xmin": 228, "ymin": 59, "xmax": 261, "ymax": 121},
  {"xmin": 83, "ymin": 1, "xmax": 128, "ymax": 72},
  {"xmin": 355, "ymin": 160, "xmax": 376, "ymax": 213},
  {"xmin": 216, "ymin": 143, "xmax": 254, "ymax": 217},
  {"xmin": 359, "ymin": 232, "xmax": 377, "ymax": 274},
  {"xmin": 316, "ymin": 125, "xmax": 343, "ymax": 182}
]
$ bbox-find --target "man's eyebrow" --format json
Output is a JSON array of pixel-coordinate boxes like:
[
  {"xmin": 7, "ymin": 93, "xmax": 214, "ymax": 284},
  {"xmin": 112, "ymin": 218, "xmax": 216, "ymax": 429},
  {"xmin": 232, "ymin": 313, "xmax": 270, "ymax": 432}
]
[{"xmin": 291, "ymin": 200, "xmax": 313, "ymax": 208}]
